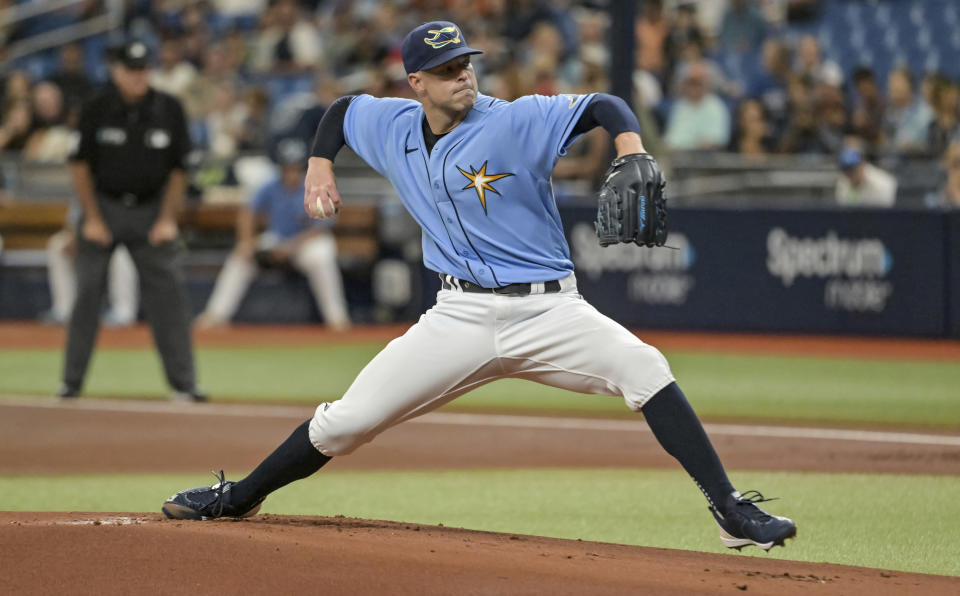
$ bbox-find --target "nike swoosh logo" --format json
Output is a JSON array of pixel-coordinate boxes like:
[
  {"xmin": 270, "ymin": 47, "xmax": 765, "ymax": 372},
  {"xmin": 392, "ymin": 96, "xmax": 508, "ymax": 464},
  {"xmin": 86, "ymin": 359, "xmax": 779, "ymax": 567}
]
[{"xmin": 405, "ymin": 146, "xmax": 418, "ymax": 154}]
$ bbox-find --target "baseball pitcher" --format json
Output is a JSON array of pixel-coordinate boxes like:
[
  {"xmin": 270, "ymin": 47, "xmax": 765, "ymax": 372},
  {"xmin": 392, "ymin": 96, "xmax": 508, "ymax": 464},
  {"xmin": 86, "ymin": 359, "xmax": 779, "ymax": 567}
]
[{"xmin": 163, "ymin": 21, "xmax": 796, "ymax": 552}]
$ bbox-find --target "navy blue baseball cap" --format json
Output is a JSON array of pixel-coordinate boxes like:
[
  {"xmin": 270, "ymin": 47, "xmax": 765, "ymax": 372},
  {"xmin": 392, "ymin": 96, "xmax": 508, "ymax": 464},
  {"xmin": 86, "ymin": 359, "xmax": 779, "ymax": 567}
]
[
  {"xmin": 273, "ymin": 137, "xmax": 308, "ymax": 167},
  {"xmin": 838, "ymin": 147, "xmax": 862, "ymax": 170},
  {"xmin": 401, "ymin": 21, "xmax": 483, "ymax": 74}
]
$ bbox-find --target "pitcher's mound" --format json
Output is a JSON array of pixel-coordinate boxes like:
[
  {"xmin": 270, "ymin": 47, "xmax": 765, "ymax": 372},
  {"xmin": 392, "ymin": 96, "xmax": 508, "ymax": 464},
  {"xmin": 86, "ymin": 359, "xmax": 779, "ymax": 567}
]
[{"xmin": 1, "ymin": 512, "xmax": 955, "ymax": 595}]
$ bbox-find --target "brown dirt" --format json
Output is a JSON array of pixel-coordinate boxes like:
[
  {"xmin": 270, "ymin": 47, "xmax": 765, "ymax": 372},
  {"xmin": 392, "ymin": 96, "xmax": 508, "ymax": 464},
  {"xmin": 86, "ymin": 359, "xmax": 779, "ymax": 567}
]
[
  {"xmin": 2, "ymin": 400, "xmax": 959, "ymax": 476},
  {"xmin": 2, "ymin": 322, "xmax": 959, "ymax": 592},
  {"xmin": 2, "ymin": 512, "xmax": 958, "ymax": 596}
]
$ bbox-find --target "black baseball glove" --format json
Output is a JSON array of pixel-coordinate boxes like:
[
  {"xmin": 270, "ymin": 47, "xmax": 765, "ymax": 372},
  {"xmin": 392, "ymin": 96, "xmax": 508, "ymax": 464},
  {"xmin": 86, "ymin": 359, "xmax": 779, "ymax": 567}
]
[{"xmin": 595, "ymin": 153, "xmax": 668, "ymax": 248}]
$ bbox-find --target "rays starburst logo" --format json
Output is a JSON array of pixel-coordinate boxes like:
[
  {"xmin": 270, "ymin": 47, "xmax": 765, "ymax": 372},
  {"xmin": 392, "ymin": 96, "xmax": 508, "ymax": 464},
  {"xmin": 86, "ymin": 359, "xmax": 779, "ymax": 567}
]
[{"xmin": 457, "ymin": 161, "xmax": 513, "ymax": 215}]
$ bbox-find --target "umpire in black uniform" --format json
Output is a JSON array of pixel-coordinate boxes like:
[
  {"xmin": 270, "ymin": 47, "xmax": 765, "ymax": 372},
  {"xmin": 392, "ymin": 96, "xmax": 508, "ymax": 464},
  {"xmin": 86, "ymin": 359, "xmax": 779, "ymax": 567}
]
[{"xmin": 58, "ymin": 40, "xmax": 205, "ymax": 401}]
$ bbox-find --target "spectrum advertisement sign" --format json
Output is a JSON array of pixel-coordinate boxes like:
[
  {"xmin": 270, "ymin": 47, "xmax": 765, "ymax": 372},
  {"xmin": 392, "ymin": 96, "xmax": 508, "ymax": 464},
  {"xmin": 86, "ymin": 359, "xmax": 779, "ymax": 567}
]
[{"xmin": 561, "ymin": 207, "xmax": 948, "ymax": 336}]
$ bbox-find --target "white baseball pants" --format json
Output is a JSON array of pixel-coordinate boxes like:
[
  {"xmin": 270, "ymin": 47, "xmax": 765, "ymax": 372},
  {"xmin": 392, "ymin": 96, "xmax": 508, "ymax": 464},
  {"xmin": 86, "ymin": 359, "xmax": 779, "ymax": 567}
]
[{"xmin": 309, "ymin": 274, "xmax": 675, "ymax": 456}]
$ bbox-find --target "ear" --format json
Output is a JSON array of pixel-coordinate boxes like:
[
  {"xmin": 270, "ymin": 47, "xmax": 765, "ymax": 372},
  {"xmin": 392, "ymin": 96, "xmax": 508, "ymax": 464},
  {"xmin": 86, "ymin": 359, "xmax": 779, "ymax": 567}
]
[{"xmin": 408, "ymin": 72, "xmax": 423, "ymax": 94}]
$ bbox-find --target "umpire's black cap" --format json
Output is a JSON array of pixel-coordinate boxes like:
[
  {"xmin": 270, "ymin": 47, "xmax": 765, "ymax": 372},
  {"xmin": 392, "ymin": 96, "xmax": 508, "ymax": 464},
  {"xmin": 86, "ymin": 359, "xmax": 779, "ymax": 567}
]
[
  {"xmin": 401, "ymin": 21, "xmax": 483, "ymax": 74},
  {"xmin": 110, "ymin": 39, "xmax": 151, "ymax": 69}
]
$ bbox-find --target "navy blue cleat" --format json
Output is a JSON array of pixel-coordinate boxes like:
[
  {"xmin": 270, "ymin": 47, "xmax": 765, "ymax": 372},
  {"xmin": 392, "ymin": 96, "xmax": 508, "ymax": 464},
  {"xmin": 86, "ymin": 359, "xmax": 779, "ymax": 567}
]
[
  {"xmin": 162, "ymin": 471, "xmax": 263, "ymax": 520},
  {"xmin": 710, "ymin": 490, "xmax": 796, "ymax": 551}
]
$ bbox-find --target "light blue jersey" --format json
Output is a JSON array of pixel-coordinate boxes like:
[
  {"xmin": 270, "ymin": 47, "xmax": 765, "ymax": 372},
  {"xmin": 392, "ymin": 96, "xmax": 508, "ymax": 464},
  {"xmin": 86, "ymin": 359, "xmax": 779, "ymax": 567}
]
[{"xmin": 344, "ymin": 92, "xmax": 595, "ymax": 287}]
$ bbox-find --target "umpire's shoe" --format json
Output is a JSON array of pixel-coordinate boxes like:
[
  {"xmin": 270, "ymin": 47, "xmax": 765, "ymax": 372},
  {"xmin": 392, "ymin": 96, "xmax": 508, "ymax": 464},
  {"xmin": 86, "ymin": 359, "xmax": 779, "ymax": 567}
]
[
  {"xmin": 56, "ymin": 384, "xmax": 80, "ymax": 400},
  {"xmin": 170, "ymin": 388, "xmax": 208, "ymax": 403},
  {"xmin": 162, "ymin": 471, "xmax": 264, "ymax": 520},
  {"xmin": 711, "ymin": 490, "xmax": 796, "ymax": 551}
]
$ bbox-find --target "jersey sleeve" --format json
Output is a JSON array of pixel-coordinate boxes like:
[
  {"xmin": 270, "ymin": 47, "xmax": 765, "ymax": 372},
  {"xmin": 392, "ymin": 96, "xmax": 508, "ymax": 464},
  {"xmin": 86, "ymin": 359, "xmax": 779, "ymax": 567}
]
[
  {"xmin": 508, "ymin": 93, "xmax": 597, "ymax": 172},
  {"xmin": 343, "ymin": 94, "xmax": 418, "ymax": 176}
]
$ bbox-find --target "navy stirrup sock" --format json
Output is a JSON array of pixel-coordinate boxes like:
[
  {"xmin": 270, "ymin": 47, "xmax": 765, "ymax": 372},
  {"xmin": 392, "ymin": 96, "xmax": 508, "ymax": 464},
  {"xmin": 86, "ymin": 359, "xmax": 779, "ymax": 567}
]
[
  {"xmin": 641, "ymin": 382, "xmax": 735, "ymax": 513},
  {"xmin": 229, "ymin": 419, "xmax": 331, "ymax": 510}
]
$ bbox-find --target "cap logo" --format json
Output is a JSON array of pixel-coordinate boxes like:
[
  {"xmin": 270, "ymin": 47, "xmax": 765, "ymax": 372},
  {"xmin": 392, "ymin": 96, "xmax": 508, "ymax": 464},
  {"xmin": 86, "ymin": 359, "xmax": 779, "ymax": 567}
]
[
  {"xmin": 130, "ymin": 42, "xmax": 147, "ymax": 59},
  {"xmin": 424, "ymin": 26, "xmax": 460, "ymax": 49}
]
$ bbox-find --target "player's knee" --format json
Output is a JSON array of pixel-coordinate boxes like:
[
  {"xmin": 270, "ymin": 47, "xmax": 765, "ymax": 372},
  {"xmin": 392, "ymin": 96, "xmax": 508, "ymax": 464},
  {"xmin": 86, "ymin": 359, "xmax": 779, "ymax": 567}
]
[
  {"xmin": 307, "ymin": 402, "xmax": 376, "ymax": 456},
  {"xmin": 620, "ymin": 344, "xmax": 675, "ymax": 412}
]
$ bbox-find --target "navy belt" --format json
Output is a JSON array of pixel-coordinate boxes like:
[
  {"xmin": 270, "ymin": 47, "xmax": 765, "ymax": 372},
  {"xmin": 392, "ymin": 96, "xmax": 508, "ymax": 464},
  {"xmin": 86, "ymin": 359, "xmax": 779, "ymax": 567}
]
[{"xmin": 440, "ymin": 274, "xmax": 561, "ymax": 296}]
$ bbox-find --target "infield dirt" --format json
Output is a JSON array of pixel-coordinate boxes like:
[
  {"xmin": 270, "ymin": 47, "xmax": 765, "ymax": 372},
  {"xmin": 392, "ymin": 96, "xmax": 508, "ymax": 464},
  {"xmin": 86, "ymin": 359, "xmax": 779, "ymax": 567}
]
[{"xmin": 3, "ymin": 512, "xmax": 960, "ymax": 595}]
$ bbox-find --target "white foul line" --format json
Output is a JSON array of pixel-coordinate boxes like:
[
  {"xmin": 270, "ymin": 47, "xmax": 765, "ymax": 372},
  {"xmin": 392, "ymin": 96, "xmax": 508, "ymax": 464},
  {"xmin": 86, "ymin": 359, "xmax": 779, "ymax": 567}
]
[{"xmin": 2, "ymin": 396, "xmax": 960, "ymax": 447}]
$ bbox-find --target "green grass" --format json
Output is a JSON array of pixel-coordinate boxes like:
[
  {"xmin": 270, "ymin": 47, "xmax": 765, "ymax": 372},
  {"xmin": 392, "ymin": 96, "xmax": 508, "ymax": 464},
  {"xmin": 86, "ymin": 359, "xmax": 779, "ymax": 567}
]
[
  {"xmin": 3, "ymin": 345, "xmax": 959, "ymax": 426},
  {"xmin": 2, "ymin": 469, "xmax": 958, "ymax": 576}
]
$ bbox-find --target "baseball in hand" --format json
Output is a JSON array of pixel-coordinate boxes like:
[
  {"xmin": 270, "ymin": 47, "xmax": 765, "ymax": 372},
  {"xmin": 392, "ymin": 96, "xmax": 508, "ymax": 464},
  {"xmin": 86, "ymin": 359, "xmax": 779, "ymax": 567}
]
[{"xmin": 315, "ymin": 195, "xmax": 329, "ymax": 219}]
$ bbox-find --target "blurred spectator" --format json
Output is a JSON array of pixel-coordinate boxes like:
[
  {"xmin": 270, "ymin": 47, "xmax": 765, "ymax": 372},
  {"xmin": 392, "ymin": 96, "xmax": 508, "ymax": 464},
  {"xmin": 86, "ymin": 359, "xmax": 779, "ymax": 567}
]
[
  {"xmin": 835, "ymin": 147, "xmax": 897, "ymax": 207},
  {"xmin": 883, "ymin": 68, "xmax": 933, "ymax": 154},
  {"xmin": 2, "ymin": 70, "xmax": 32, "ymax": 106},
  {"xmin": 716, "ymin": 0, "xmax": 767, "ymax": 55},
  {"xmin": 784, "ymin": 0, "xmax": 824, "ymax": 24},
  {"xmin": 785, "ymin": 72, "xmax": 814, "ymax": 115},
  {"xmin": 23, "ymin": 82, "xmax": 73, "ymax": 162},
  {"xmin": 794, "ymin": 34, "xmax": 842, "ymax": 87},
  {"xmin": 849, "ymin": 67, "xmax": 884, "ymax": 153},
  {"xmin": 635, "ymin": 0, "xmax": 668, "ymax": 80},
  {"xmin": 574, "ymin": 8, "xmax": 609, "ymax": 78},
  {"xmin": 731, "ymin": 98, "xmax": 773, "ymax": 160},
  {"xmin": 779, "ymin": 102, "xmax": 830, "ymax": 155},
  {"xmin": 747, "ymin": 39, "xmax": 792, "ymax": 137},
  {"xmin": 150, "ymin": 37, "xmax": 198, "ymax": 102},
  {"xmin": 925, "ymin": 140, "xmax": 960, "ymax": 209},
  {"xmin": 182, "ymin": 42, "xmax": 240, "ymax": 124},
  {"xmin": 179, "ymin": 3, "xmax": 215, "ymax": 67},
  {"xmin": 926, "ymin": 75, "xmax": 959, "ymax": 157},
  {"xmin": 811, "ymin": 80, "xmax": 847, "ymax": 154},
  {"xmin": 531, "ymin": 21, "xmax": 575, "ymax": 91},
  {"xmin": 205, "ymin": 83, "xmax": 248, "ymax": 159},
  {"xmin": 210, "ymin": 0, "xmax": 267, "ymax": 28},
  {"xmin": 0, "ymin": 71, "xmax": 33, "ymax": 151},
  {"xmin": 669, "ymin": 35, "xmax": 736, "ymax": 100},
  {"xmin": 501, "ymin": 0, "xmax": 578, "ymax": 64},
  {"xmin": 250, "ymin": 0, "xmax": 321, "ymax": 73},
  {"xmin": 223, "ymin": 27, "xmax": 252, "ymax": 77},
  {"xmin": 0, "ymin": 100, "xmax": 32, "ymax": 152},
  {"xmin": 664, "ymin": 2, "xmax": 705, "ymax": 81},
  {"xmin": 195, "ymin": 138, "xmax": 350, "ymax": 330},
  {"xmin": 50, "ymin": 43, "xmax": 95, "ymax": 125},
  {"xmin": 237, "ymin": 87, "xmax": 271, "ymax": 152},
  {"xmin": 664, "ymin": 61, "xmax": 731, "ymax": 151},
  {"xmin": 335, "ymin": 17, "xmax": 396, "ymax": 81}
]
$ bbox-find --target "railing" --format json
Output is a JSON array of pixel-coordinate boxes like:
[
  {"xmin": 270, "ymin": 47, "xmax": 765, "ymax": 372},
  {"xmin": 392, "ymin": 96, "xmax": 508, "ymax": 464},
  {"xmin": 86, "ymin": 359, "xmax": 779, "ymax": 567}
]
[{"xmin": 0, "ymin": 0, "xmax": 124, "ymax": 65}]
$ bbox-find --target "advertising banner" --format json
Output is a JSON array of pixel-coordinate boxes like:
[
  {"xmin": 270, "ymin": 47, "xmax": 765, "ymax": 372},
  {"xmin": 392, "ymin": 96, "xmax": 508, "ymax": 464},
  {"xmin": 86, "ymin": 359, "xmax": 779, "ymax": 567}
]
[{"xmin": 561, "ymin": 207, "xmax": 948, "ymax": 336}]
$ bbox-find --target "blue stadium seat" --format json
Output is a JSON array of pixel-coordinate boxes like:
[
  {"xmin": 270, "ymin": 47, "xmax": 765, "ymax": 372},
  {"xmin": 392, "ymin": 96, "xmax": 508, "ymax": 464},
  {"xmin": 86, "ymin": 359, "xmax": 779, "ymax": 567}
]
[{"xmin": 787, "ymin": 0, "xmax": 960, "ymax": 84}]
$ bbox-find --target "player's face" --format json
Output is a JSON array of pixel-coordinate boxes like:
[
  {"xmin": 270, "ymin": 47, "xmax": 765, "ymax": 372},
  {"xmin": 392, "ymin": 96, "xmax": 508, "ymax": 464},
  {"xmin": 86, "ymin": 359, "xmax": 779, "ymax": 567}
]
[{"xmin": 414, "ymin": 55, "xmax": 478, "ymax": 113}]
